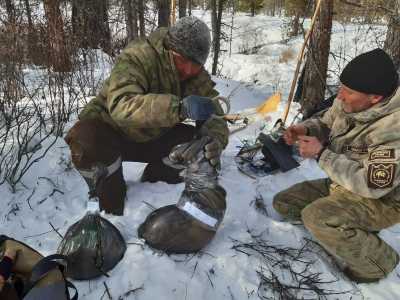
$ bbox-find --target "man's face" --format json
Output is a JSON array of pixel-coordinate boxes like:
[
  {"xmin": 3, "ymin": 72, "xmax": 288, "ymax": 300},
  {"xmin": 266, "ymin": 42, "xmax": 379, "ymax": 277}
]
[
  {"xmin": 337, "ymin": 84, "xmax": 383, "ymax": 113},
  {"xmin": 172, "ymin": 51, "xmax": 202, "ymax": 81}
]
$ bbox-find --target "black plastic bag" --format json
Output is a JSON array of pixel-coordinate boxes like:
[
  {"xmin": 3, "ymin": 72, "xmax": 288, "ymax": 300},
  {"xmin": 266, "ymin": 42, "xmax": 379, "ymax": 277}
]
[
  {"xmin": 58, "ymin": 213, "xmax": 126, "ymax": 280},
  {"xmin": 138, "ymin": 137, "xmax": 226, "ymax": 254}
]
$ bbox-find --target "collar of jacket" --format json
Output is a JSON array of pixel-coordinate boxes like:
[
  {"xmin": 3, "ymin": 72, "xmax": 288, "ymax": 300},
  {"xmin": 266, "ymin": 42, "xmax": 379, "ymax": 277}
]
[
  {"xmin": 147, "ymin": 28, "xmax": 182, "ymax": 95},
  {"xmin": 339, "ymin": 86, "xmax": 400, "ymax": 124},
  {"xmin": 147, "ymin": 28, "xmax": 169, "ymax": 56}
]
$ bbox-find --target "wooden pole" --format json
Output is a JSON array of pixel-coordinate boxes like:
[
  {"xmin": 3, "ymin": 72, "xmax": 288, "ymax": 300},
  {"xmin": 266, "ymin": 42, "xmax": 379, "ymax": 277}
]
[
  {"xmin": 282, "ymin": 0, "xmax": 323, "ymax": 125},
  {"xmin": 170, "ymin": 0, "xmax": 176, "ymax": 25}
]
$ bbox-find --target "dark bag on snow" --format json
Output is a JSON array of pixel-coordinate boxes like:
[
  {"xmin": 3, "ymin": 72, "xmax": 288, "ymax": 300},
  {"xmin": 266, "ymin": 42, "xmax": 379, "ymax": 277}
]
[
  {"xmin": 58, "ymin": 212, "xmax": 126, "ymax": 280},
  {"xmin": 0, "ymin": 235, "xmax": 78, "ymax": 300},
  {"xmin": 138, "ymin": 136, "xmax": 227, "ymax": 254}
]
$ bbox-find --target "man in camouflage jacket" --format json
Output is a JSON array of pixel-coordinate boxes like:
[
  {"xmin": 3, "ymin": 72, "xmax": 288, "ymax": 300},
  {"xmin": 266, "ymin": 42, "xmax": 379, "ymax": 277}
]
[
  {"xmin": 273, "ymin": 49, "xmax": 400, "ymax": 283},
  {"xmin": 65, "ymin": 16, "xmax": 228, "ymax": 216}
]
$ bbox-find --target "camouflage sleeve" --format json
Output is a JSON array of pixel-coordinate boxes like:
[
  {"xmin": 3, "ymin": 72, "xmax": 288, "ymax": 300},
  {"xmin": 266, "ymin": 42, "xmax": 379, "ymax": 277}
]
[
  {"xmin": 106, "ymin": 50, "xmax": 181, "ymax": 132},
  {"xmin": 203, "ymin": 90, "xmax": 229, "ymax": 149},
  {"xmin": 319, "ymin": 143, "xmax": 400, "ymax": 199},
  {"xmin": 301, "ymin": 99, "xmax": 341, "ymax": 143},
  {"xmin": 201, "ymin": 116, "xmax": 229, "ymax": 148}
]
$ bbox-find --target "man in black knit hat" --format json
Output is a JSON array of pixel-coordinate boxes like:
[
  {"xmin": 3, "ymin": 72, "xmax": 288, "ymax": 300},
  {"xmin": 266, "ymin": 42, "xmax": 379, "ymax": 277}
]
[{"xmin": 272, "ymin": 48, "xmax": 400, "ymax": 283}]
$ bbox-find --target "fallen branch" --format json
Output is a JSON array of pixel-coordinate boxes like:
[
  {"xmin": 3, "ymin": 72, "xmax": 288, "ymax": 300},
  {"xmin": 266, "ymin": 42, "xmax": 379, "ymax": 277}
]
[
  {"xmin": 103, "ymin": 282, "xmax": 113, "ymax": 300},
  {"xmin": 118, "ymin": 284, "xmax": 144, "ymax": 299},
  {"xmin": 49, "ymin": 222, "xmax": 63, "ymax": 239},
  {"xmin": 205, "ymin": 271, "xmax": 214, "ymax": 288},
  {"xmin": 25, "ymin": 188, "xmax": 36, "ymax": 210},
  {"xmin": 231, "ymin": 234, "xmax": 356, "ymax": 299}
]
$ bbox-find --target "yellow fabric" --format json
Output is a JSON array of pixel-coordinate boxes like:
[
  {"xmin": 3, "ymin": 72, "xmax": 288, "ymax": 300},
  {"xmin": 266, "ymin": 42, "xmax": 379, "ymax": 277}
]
[{"xmin": 256, "ymin": 92, "xmax": 281, "ymax": 115}]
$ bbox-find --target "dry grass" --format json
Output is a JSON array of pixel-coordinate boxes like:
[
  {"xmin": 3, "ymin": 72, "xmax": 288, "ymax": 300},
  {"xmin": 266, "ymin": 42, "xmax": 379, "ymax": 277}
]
[{"xmin": 279, "ymin": 48, "xmax": 296, "ymax": 63}]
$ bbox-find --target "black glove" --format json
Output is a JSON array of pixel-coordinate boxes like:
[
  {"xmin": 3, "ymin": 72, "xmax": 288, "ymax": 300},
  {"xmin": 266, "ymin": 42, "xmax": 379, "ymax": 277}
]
[{"xmin": 180, "ymin": 95, "xmax": 216, "ymax": 121}]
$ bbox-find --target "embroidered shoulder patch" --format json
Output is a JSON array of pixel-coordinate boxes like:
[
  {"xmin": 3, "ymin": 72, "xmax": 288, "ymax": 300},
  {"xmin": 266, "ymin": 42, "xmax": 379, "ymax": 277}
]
[
  {"xmin": 367, "ymin": 163, "xmax": 396, "ymax": 189},
  {"xmin": 344, "ymin": 145, "xmax": 368, "ymax": 154},
  {"xmin": 369, "ymin": 149, "xmax": 395, "ymax": 161}
]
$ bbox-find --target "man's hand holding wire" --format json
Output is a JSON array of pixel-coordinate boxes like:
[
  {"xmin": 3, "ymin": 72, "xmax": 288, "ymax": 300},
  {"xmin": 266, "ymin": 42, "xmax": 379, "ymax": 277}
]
[
  {"xmin": 297, "ymin": 135, "xmax": 324, "ymax": 159},
  {"xmin": 283, "ymin": 124, "xmax": 307, "ymax": 145}
]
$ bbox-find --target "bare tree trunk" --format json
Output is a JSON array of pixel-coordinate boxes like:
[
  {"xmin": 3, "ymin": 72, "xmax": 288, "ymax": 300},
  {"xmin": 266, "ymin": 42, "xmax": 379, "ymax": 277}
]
[
  {"xmin": 179, "ymin": 0, "xmax": 187, "ymax": 18},
  {"xmin": 170, "ymin": 0, "xmax": 176, "ymax": 24},
  {"xmin": 138, "ymin": 0, "xmax": 146, "ymax": 36},
  {"xmin": 124, "ymin": 0, "xmax": 139, "ymax": 42},
  {"xmin": 211, "ymin": 0, "xmax": 216, "ymax": 35},
  {"xmin": 299, "ymin": 0, "xmax": 333, "ymax": 118},
  {"xmin": 158, "ymin": 0, "xmax": 170, "ymax": 27},
  {"xmin": 251, "ymin": 0, "xmax": 256, "ymax": 16},
  {"xmin": 271, "ymin": 0, "xmax": 275, "ymax": 16},
  {"xmin": 384, "ymin": 1, "xmax": 400, "ymax": 71},
  {"xmin": 5, "ymin": 0, "xmax": 16, "ymax": 24},
  {"xmin": 71, "ymin": 0, "xmax": 112, "ymax": 55},
  {"xmin": 290, "ymin": 12, "xmax": 301, "ymax": 36},
  {"xmin": 43, "ymin": 0, "xmax": 71, "ymax": 72},
  {"xmin": 229, "ymin": 0, "xmax": 235, "ymax": 57},
  {"xmin": 4, "ymin": 0, "xmax": 18, "ymax": 59},
  {"xmin": 24, "ymin": 0, "xmax": 42, "ymax": 65},
  {"xmin": 188, "ymin": 0, "xmax": 192, "ymax": 16},
  {"xmin": 3, "ymin": 0, "xmax": 20, "ymax": 101},
  {"xmin": 211, "ymin": 0, "xmax": 225, "ymax": 75}
]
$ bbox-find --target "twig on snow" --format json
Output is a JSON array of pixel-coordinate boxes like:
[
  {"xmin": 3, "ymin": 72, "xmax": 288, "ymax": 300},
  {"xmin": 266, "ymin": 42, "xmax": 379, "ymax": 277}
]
[
  {"xmin": 142, "ymin": 200, "xmax": 156, "ymax": 211},
  {"xmin": 205, "ymin": 271, "xmax": 214, "ymax": 288},
  {"xmin": 103, "ymin": 282, "xmax": 113, "ymax": 300},
  {"xmin": 191, "ymin": 261, "xmax": 198, "ymax": 279},
  {"xmin": 25, "ymin": 188, "xmax": 36, "ymax": 210},
  {"xmin": 118, "ymin": 284, "xmax": 144, "ymax": 299},
  {"xmin": 49, "ymin": 221, "xmax": 63, "ymax": 239}
]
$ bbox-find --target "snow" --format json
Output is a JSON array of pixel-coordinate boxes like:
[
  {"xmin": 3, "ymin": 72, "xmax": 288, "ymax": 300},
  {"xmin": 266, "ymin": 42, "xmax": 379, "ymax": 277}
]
[{"xmin": 1, "ymin": 10, "xmax": 399, "ymax": 300}]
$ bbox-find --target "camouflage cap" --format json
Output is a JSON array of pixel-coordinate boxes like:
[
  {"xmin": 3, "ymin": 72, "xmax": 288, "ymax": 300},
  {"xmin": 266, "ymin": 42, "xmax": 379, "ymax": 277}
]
[{"xmin": 168, "ymin": 16, "xmax": 211, "ymax": 65}]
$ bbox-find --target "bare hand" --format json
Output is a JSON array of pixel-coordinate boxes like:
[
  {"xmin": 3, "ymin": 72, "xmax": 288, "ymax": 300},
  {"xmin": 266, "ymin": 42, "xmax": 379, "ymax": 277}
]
[
  {"xmin": 297, "ymin": 135, "xmax": 323, "ymax": 158},
  {"xmin": 283, "ymin": 125, "xmax": 307, "ymax": 145}
]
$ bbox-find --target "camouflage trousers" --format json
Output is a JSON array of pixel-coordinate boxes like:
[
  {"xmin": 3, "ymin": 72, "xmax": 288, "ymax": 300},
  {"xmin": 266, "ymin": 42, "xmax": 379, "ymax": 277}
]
[{"xmin": 273, "ymin": 178, "xmax": 400, "ymax": 282}]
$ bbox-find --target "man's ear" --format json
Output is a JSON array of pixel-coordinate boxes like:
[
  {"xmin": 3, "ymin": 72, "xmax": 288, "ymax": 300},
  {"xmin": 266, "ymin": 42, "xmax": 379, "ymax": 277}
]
[{"xmin": 369, "ymin": 94, "xmax": 384, "ymax": 104}]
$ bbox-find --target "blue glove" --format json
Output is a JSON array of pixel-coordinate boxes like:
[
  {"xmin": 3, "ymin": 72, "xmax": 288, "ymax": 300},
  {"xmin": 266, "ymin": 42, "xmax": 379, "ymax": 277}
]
[{"xmin": 181, "ymin": 95, "xmax": 216, "ymax": 121}]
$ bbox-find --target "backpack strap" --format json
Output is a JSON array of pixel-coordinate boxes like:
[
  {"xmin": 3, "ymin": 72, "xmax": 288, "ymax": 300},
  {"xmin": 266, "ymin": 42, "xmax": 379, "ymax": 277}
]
[
  {"xmin": 29, "ymin": 254, "xmax": 67, "ymax": 285},
  {"xmin": 66, "ymin": 280, "xmax": 78, "ymax": 300},
  {"xmin": 0, "ymin": 234, "xmax": 9, "ymax": 245},
  {"xmin": 24, "ymin": 254, "xmax": 78, "ymax": 300}
]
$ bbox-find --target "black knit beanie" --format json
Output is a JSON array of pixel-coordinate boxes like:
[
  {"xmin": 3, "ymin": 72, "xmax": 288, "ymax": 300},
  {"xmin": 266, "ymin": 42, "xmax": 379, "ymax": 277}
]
[{"xmin": 340, "ymin": 48, "xmax": 399, "ymax": 97}]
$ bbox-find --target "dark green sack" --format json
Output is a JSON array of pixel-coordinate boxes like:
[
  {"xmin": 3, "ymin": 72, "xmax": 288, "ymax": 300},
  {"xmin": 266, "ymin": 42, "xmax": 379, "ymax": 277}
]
[
  {"xmin": 139, "ymin": 137, "xmax": 226, "ymax": 254},
  {"xmin": 58, "ymin": 213, "xmax": 126, "ymax": 280}
]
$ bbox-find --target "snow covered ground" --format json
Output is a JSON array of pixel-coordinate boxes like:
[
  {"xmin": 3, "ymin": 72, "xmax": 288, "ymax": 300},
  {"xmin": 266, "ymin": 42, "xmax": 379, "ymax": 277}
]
[{"xmin": 1, "ymin": 11, "xmax": 399, "ymax": 300}]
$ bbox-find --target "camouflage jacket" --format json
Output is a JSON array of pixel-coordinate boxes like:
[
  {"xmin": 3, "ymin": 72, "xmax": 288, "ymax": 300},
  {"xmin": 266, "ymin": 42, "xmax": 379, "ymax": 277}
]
[
  {"xmin": 79, "ymin": 28, "xmax": 228, "ymax": 147},
  {"xmin": 303, "ymin": 87, "xmax": 400, "ymax": 199}
]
